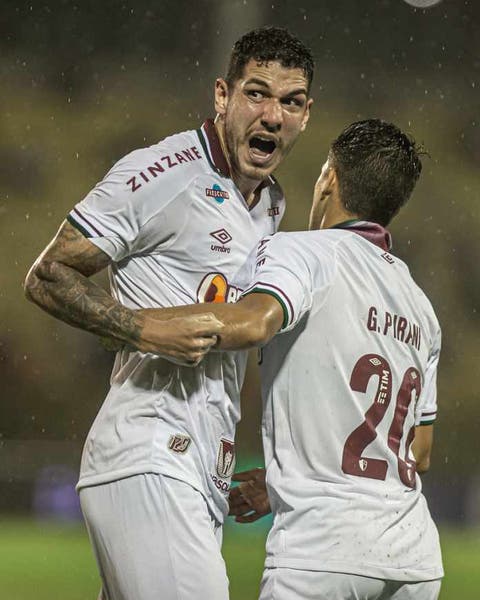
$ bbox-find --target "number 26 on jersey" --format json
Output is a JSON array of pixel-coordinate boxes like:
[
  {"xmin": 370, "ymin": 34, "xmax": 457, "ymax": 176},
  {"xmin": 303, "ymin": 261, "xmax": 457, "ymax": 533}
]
[{"xmin": 342, "ymin": 353, "xmax": 421, "ymax": 489}]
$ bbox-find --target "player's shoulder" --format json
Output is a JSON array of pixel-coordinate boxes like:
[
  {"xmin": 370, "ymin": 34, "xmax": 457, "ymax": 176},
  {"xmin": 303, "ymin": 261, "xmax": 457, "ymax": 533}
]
[
  {"xmin": 375, "ymin": 248, "xmax": 441, "ymax": 340},
  {"xmin": 271, "ymin": 228, "xmax": 347, "ymax": 254},
  {"xmin": 263, "ymin": 231, "xmax": 339, "ymax": 276},
  {"xmin": 403, "ymin": 267, "xmax": 440, "ymax": 331},
  {"xmin": 108, "ymin": 127, "xmax": 205, "ymax": 192}
]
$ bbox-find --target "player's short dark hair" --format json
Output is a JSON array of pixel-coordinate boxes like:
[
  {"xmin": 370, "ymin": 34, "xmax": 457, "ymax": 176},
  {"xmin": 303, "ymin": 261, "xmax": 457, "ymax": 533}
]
[
  {"xmin": 330, "ymin": 119, "xmax": 423, "ymax": 226},
  {"xmin": 225, "ymin": 26, "xmax": 314, "ymax": 91}
]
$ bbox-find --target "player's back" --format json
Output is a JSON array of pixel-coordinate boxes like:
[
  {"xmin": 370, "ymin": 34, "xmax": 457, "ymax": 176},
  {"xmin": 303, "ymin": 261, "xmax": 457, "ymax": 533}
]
[{"xmin": 257, "ymin": 227, "xmax": 443, "ymax": 581}]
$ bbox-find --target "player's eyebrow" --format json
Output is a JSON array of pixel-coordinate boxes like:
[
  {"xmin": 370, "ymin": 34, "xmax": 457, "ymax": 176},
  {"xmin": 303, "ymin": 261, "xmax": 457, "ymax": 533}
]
[
  {"xmin": 244, "ymin": 77, "xmax": 272, "ymax": 88},
  {"xmin": 244, "ymin": 78, "xmax": 308, "ymax": 97},
  {"xmin": 283, "ymin": 88, "xmax": 308, "ymax": 97}
]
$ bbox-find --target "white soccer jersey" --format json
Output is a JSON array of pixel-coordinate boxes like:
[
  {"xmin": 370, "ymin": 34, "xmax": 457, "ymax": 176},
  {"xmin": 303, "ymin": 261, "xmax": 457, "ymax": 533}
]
[
  {"xmin": 69, "ymin": 119, "xmax": 285, "ymax": 522},
  {"xmin": 243, "ymin": 223, "xmax": 443, "ymax": 581}
]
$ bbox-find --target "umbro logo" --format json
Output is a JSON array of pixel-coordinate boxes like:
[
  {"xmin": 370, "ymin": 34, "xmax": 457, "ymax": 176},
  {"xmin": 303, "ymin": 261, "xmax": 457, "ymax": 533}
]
[
  {"xmin": 210, "ymin": 229, "xmax": 232, "ymax": 244},
  {"xmin": 210, "ymin": 229, "xmax": 232, "ymax": 254}
]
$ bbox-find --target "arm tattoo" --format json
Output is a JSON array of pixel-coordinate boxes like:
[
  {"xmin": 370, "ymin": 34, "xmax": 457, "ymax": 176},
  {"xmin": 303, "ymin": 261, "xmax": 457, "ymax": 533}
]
[
  {"xmin": 28, "ymin": 261, "xmax": 144, "ymax": 343},
  {"xmin": 25, "ymin": 222, "xmax": 144, "ymax": 344}
]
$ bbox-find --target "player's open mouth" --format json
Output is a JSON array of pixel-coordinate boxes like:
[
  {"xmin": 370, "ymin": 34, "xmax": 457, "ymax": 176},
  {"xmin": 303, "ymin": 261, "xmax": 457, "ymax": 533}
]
[{"xmin": 248, "ymin": 136, "xmax": 277, "ymax": 164}]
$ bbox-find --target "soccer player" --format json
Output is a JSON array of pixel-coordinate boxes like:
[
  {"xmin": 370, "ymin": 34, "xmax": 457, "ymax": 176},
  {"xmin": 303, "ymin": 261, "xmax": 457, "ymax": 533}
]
[
  {"xmin": 24, "ymin": 27, "xmax": 314, "ymax": 600},
  {"xmin": 150, "ymin": 120, "xmax": 443, "ymax": 599}
]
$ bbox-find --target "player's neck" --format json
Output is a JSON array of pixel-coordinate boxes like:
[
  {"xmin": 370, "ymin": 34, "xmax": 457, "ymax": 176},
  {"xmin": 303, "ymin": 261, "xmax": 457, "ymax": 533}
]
[
  {"xmin": 320, "ymin": 199, "xmax": 359, "ymax": 230},
  {"xmin": 231, "ymin": 170, "xmax": 264, "ymax": 205}
]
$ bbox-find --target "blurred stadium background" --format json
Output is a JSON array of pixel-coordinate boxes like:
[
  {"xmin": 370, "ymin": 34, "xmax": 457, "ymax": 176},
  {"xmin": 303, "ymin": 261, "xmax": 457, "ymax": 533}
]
[{"xmin": 1, "ymin": 0, "xmax": 479, "ymax": 597}]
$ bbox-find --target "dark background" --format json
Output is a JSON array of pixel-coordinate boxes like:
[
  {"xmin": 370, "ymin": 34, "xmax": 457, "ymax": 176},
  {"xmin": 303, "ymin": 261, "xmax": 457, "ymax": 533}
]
[{"xmin": 1, "ymin": 0, "xmax": 479, "ymax": 525}]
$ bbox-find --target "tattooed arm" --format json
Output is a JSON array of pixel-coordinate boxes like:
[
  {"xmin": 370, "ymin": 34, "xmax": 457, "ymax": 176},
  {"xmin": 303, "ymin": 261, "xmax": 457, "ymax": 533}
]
[{"xmin": 24, "ymin": 221, "xmax": 222, "ymax": 363}]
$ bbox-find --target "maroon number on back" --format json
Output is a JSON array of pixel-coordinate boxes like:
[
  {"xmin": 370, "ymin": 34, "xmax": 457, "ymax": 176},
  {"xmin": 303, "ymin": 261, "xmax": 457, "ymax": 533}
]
[
  {"xmin": 342, "ymin": 354, "xmax": 392, "ymax": 480},
  {"xmin": 342, "ymin": 354, "xmax": 422, "ymax": 487},
  {"xmin": 387, "ymin": 368, "xmax": 422, "ymax": 489}
]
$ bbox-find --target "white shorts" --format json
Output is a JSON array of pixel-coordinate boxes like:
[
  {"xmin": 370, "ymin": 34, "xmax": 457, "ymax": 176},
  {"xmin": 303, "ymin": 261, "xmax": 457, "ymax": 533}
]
[
  {"xmin": 259, "ymin": 568, "xmax": 442, "ymax": 600},
  {"xmin": 79, "ymin": 473, "xmax": 229, "ymax": 600}
]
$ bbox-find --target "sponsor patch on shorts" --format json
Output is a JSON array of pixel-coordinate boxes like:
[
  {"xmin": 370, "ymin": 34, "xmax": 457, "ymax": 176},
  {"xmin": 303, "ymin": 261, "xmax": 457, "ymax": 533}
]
[{"xmin": 168, "ymin": 434, "xmax": 191, "ymax": 454}]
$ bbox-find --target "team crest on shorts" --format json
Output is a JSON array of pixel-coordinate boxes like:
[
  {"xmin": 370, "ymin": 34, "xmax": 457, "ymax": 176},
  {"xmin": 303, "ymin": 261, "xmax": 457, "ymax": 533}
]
[
  {"xmin": 168, "ymin": 434, "xmax": 191, "ymax": 454},
  {"xmin": 216, "ymin": 438, "xmax": 236, "ymax": 478}
]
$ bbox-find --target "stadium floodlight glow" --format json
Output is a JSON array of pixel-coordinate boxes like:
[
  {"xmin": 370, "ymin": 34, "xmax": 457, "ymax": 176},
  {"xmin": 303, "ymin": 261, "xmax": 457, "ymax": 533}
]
[{"xmin": 403, "ymin": 0, "xmax": 443, "ymax": 7}]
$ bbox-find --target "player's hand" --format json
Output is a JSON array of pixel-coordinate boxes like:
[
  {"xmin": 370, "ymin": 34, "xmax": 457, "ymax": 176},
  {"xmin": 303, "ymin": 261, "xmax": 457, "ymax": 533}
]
[
  {"xmin": 228, "ymin": 468, "xmax": 271, "ymax": 523},
  {"xmin": 137, "ymin": 313, "xmax": 224, "ymax": 366}
]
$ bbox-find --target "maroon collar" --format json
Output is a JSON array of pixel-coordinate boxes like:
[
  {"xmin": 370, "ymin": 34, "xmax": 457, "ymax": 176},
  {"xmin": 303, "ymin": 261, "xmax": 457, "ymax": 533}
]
[
  {"xmin": 199, "ymin": 119, "xmax": 275, "ymax": 193},
  {"xmin": 199, "ymin": 119, "xmax": 231, "ymax": 177},
  {"xmin": 332, "ymin": 220, "xmax": 392, "ymax": 251}
]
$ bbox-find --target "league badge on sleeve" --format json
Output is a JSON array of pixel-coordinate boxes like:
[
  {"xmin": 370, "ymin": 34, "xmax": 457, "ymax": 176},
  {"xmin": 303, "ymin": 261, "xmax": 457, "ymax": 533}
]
[{"xmin": 216, "ymin": 438, "xmax": 236, "ymax": 478}]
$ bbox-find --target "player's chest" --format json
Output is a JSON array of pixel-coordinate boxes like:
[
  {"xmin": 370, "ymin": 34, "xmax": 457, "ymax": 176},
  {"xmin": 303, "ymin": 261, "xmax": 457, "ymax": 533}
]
[{"xmin": 166, "ymin": 177, "xmax": 277, "ymax": 270}]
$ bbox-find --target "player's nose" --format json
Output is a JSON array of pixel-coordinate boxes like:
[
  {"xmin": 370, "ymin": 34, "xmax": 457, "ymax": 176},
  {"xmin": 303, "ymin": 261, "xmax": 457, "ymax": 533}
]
[{"xmin": 260, "ymin": 98, "xmax": 283, "ymax": 132}]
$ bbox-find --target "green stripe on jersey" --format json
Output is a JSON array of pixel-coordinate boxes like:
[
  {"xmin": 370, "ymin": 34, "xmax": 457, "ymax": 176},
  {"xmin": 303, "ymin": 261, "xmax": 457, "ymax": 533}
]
[
  {"xmin": 66, "ymin": 214, "xmax": 92, "ymax": 238},
  {"xmin": 243, "ymin": 288, "xmax": 289, "ymax": 330},
  {"xmin": 418, "ymin": 420, "xmax": 435, "ymax": 426}
]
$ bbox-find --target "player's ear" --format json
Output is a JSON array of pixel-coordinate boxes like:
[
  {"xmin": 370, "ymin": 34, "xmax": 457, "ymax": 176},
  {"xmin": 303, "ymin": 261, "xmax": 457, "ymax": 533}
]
[
  {"xmin": 215, "ymin": 78, "xmax": 229, "ymax": 115},
  {"xmin": 315, "ymin": 161, "xmax": 336, "ymax": 200},
  {"xmin": 325, "ymin": 165, "xmax": 338, "ymax": 196},
  {"xmin": 300, "ymin": 98, "xmax": 313, "ymax": 132}
]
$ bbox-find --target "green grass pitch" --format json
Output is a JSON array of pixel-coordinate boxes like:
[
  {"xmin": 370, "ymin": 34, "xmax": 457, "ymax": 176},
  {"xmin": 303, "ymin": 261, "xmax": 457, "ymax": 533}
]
[{"xmin": 0, "ymin": 518, "xmax": 478, "ymax": 599}]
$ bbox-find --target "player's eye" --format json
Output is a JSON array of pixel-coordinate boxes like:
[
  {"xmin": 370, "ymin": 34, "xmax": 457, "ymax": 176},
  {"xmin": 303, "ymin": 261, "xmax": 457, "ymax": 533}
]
[
  {"xmin": 282, "ymin": 97, "xmax": 304, "ymax": 109},
  {"xmin": 246, "ymin": 89, "xmax": 266, "ymax": 101}
]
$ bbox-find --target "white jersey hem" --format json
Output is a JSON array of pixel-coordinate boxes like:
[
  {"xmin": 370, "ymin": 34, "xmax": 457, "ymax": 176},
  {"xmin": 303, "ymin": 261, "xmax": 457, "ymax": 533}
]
[
  {"xmin": 76, "ymin": 464, "xmax": 227, "ymax": 523},
  {"xmin": 264, "ymin": 557, "xmax": 444, "ymax": 582}
]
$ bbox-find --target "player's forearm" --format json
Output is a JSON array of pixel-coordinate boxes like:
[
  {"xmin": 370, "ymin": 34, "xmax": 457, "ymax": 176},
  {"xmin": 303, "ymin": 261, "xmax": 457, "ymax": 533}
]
[
  {"xmin": 24, "ymin": 259, "xmax": 144, "ymax": 346},
  {"xmin": 216, "ymin": 305, "xmax": 275, "ymax": 350},
  {"xmin": 141, "ymin": 295, "xmax": 281, "ymax": 350},
  {"xmin": 142, "ymin": 304, "xmax": 260, "ymax": 349},
  {"xmin": 412, "ymin": 425, "xmax": 433, "ymax": 473}
]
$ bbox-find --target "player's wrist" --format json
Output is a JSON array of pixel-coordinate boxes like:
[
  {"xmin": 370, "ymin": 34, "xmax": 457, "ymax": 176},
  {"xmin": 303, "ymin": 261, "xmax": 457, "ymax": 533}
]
[{"xmin": 134, "ymin": 314, "xmax": 171, "ymax": 353}]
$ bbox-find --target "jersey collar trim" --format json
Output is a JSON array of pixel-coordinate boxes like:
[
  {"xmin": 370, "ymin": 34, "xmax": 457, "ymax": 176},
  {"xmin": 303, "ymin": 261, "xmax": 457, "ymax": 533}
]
[
  {"xmin": 198, "ymin": 119, "xmax": 231, "ymax": 177},
  {"xmin": 332, "ymin": 220, "xmax": 392, "ymax": 251}
]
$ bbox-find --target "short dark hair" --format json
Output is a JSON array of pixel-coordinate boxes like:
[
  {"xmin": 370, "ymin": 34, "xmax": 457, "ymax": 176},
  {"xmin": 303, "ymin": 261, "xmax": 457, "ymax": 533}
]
[
  {"xmin": 226, "ymin": 26, "xmax": 314, "ymax": 91},
  {"xmin": 330, "ymin": 119, "xmax": 423, "ymax": 226}
]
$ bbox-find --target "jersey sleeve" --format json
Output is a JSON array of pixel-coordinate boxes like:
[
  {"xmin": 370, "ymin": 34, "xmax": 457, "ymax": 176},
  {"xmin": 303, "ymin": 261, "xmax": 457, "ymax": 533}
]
[
  {"xmin": 242, "ymin": 232, "xmax": 335, "ymax": 333},
  {"xmin": 415, "ymin": 326, "xmax": 441, "ymax": 426},
  {"xmin": 66, "ymin": 148, "xmax": 193, "ymax": 261}
]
